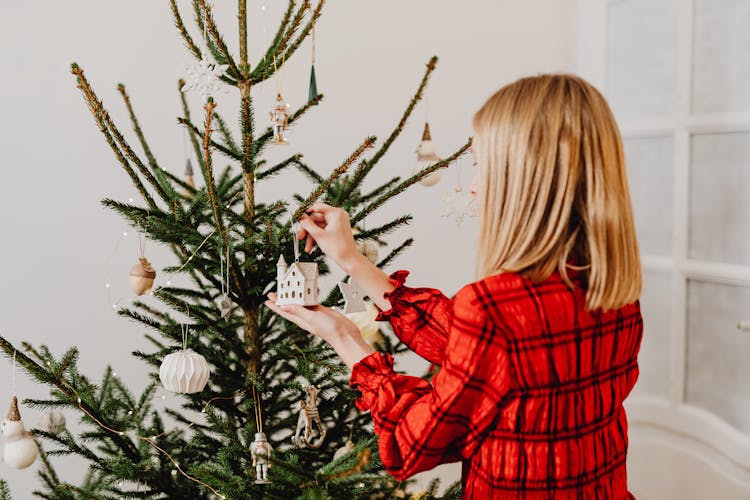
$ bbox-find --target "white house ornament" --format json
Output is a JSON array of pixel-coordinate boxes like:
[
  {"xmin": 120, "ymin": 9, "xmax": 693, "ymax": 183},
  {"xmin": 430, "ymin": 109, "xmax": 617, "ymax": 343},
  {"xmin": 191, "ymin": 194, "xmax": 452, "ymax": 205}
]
[
  {"xmin": 250, "ymin": 432, "xmax": 273, "ymax": 485},
  {"xmin": 276, "ymin": 255, "xmax": 319, "ymax": 306},
  {"xmin": 413, "ymin": 122, "xmax": 442, "ymax": 187},
  {"xmin": 159, "ymin": 349, "xmax": 210, "ymax": 394},
  {"xmin": 269, "ymin": 93, "xmax": 291, "ymax": 144},
  {"xmin": 292, "ymin": 386, "xmax": 326, "ymax": 449},
  {"xmin": 35, "ymin": 411, "xmax": 66, "ymax": 436},
  {"xmin": 1, "ymin": 396, "xmax": 38, "ymax": 469},
  {"xmin": 129, "ymin": 257, "xmax": 156, "ymax": 295},
  {"xmin": 181, "ymin": 50, "xmax": 229, "ymax": 104},
  {"xmin": 337, "ymin": 281, "xmax": 367, "ymax": 314}
]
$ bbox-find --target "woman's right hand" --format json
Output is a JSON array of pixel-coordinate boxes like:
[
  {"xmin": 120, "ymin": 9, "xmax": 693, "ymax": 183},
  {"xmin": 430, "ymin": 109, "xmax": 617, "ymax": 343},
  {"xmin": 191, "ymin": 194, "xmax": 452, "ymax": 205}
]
[{"xmin": 297, "ymin": 202, "xmax": 360, "ymax": 267}]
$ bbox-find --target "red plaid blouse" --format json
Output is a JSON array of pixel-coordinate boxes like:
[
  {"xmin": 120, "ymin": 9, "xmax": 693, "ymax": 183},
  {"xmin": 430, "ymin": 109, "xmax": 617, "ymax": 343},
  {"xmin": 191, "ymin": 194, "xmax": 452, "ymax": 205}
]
[{"xmin": 350, "ymin": 269, "xmax": 643, "ymax": 499}]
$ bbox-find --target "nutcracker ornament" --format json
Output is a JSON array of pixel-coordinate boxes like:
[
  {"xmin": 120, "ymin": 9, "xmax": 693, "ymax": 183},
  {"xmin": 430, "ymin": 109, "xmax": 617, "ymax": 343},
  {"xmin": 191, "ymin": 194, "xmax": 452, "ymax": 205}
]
[
  {"xmin": 250, "ymin": 432, "xmax": 273, "ymax": 485},
  {"xmin": 292, "ymin": 386, "xmax": 326, "ymax": 449},
  {"xmin": 1, "ymin": 396, "xmax": 39, "ymax": 469},
  {"xmin": 270, "ymin": 93, "xmax": 290, "ymax": 144}
]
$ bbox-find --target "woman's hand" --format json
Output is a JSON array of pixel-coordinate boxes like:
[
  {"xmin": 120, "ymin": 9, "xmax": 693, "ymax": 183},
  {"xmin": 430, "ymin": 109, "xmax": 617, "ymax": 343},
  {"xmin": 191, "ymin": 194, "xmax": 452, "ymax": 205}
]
[
  {"xmin": 297, "ymin": 202, "xmax": 359, "ymax": 268},
  {"xmin": 264, "ymin": 292, "xmax": 374, "ymax": 369}
]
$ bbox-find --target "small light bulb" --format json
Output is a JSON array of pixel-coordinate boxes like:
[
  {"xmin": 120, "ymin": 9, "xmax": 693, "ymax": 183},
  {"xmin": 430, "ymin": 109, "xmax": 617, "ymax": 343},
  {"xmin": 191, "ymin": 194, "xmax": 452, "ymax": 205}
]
[
  {"xmin": 77, "ymin": 397, "xmax": 82, "ymax": 404},
  {"xmin": 171, "ymin": 469, "xmax": 178, "ymax": 477},
  {"xmin": 123, "ymin": 231, "xmax": 128, "ymax": 237},
  {"xmin": 261, "ymin": 5, "xmax": 267, "ymax": 11},
  {"xmin": 128, "ymin": 198, "xmax": 134, "ymax": 203},
  {"xmin": 161, "ymin": 395, "xmax": 166, "ymax": 400},
  {"xmin": 166, "ymin": 280, "xmax": 172, "ymax": 286},
  {"xmin": 105, "ymin": 283, "xmax": 111, "ymax": 288},
  {"xmin": 112, "ymin": 304, "xmax": 118, "ymax": 310},
  {"xmin": 113, "ymin": 371, "xmax": 118, "ymax": 378},
  {"xmin": 127, "ymin": 410, "xmax": 133, "ymax": 416}
]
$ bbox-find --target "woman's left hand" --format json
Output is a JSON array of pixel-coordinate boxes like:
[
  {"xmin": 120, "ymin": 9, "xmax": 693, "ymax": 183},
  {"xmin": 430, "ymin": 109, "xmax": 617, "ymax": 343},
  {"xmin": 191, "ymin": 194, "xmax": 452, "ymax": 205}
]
[{"xmin": 263, "ymin": 293, "xmax": 375, "ymax": 369}]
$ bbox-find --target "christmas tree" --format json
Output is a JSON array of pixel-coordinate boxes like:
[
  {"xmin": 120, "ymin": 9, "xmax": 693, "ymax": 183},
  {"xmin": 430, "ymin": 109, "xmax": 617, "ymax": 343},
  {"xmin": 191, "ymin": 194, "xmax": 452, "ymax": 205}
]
[{"xmin": 0, "ymin": 1, "xmax": 469, "ymax": 498}]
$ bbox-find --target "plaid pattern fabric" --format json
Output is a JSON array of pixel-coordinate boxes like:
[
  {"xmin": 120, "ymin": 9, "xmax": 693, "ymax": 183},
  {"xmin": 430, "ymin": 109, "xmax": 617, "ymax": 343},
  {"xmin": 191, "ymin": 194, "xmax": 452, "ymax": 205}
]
[{"xmin": 350, "ymin": 269, "xmax": 643, "ymax": 499}]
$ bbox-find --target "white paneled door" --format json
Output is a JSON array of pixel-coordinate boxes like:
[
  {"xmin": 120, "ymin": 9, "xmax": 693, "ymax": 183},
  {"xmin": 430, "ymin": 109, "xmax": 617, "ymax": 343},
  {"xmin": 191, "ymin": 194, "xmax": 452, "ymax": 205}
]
[{"xmin": 580, "ymin": 0, "xmax": 750, "ymax": 498}]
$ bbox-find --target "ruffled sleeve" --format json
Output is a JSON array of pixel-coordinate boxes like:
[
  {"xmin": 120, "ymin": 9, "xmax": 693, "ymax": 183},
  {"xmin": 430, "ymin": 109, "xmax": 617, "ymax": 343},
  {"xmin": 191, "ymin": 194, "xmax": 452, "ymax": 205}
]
[
  {"xmin": 350, "ymin": 352, "xmax": 430, "ymax": 412},
  {"xmin": 349, "ymin": 283, "xmax": 512, "ymax": 480},
  {"xmin": 376, "ymin": 270, "xmax": 452, "ymax": 366}
]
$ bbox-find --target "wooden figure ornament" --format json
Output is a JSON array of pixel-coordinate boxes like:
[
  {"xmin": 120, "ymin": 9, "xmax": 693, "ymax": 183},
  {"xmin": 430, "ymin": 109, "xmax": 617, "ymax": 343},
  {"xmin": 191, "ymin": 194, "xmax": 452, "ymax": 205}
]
[
  {"xmin": 1, "ymin": 396, "xmax": 39, "ymax": 469},
  {"xmin": 250, "ymin": 432, "xmax": 273, "ymax": 485},
  {"xmin": 270, "ymin": 93, "xmax": 290, "ymax": 144},
  {"xmin": 292, "ymin": 386, "xmax": 326, "ymax": 449}
]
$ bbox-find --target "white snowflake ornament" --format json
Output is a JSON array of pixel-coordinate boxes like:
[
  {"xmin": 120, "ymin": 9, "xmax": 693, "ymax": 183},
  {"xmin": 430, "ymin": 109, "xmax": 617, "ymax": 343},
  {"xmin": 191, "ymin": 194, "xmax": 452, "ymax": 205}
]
[
  {"xmin": 181, "ymin": 50, "xmax": 229, "ymax": 104},
  {"xmin": 441, "ymin": 186, "xmax": 477, "ymax": 225}
]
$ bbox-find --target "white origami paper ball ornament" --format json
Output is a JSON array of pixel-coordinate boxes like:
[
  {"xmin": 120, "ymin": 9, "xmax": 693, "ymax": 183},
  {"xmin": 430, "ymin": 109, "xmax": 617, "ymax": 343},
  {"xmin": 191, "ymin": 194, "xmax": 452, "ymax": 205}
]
[{"xmin": 159, "ymin": 349, "xmax": 210, "ymax": 394}]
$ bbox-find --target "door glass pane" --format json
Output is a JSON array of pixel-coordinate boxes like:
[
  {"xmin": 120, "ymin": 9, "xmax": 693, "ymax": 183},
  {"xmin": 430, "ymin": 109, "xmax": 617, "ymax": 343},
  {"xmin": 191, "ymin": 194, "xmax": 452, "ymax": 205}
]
[
  {"xmin": 686, "ymin": 280, "xmax": 750, "ymax": 434},
  {"xmin": 689, "ymin": 132, "xmax": 750, "ymax": 265},
  {"xmin": 693, "ymin": 0, "xmax": 750, "ymax": 113},
  {"xmin": 633, "ymin": 270, "xmax": 672, "ymax": 399},
  {"xmin": 606, "ymin": 0, "xmax": 678, "ymax": 120},
  {"xmin": 624, "ymin": 136, "xmax": 674, "ymax": 256}
]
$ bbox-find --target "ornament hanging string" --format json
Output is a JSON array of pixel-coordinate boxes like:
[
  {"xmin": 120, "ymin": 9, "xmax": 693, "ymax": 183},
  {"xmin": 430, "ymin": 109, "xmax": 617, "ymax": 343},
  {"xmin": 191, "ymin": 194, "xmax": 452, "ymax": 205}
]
[
  {"xmin": 12, "ymin": 349, "xmax": 17, "ymax": 397},
  {"xmin": 292, "ymin": 221, "xmax": 300, "ymax": 262}
]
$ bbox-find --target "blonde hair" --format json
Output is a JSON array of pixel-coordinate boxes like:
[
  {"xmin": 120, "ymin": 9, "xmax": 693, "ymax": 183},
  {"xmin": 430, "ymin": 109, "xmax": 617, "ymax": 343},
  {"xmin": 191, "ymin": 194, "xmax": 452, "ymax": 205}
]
[{"xmin": 473, "ymin": 74, "xmax": 641, "ymax": 311}]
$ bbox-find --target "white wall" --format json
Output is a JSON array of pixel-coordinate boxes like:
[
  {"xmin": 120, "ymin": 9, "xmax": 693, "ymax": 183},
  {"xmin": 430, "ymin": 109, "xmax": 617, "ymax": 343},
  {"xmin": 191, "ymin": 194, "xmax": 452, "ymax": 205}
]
[{"xmin": 0, "ymin": 1, "xmax": 575, "ymax": 497}]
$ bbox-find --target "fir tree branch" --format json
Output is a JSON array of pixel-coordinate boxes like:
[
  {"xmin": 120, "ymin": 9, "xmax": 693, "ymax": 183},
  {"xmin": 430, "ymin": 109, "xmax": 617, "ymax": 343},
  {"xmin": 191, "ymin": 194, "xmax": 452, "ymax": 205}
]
[
  {"xmin": 278, "ymin": 0, "xmax": 326, "ymax": 75},
  {"xmin": 200, "ymin": 100, "xmax": 226, "ymax": 238},
  {"xmin": 178, "ymin": 79, "xmax": 209, "ymax": 171},
  {"xmin": 358, "ymin": 175, "xmax": 402, "ymax": 203},
  {"xmin": 352, "ymin": 138, "xmax": 471, "ymax": 224},
  {"xmin": 362, "ymin": 56, "xmax": 438, "ymax": 179},
  {"xmin": 71, "ymin": 64, "xmax": 158, "ymax": 210},
  {"xmin": 169, "ymin": 0, "xmax": 202, "ymax": 60},
  {"xmin": 256, "ymin": 153, "xmax": 302, "ymax": 180},
  {"xmin": 293, "ymin": 136, "xmax": 375, "ymax": 220},
  {"xmin": 376, "ymin": 238, "xmax": 414, "ymax": 269},
  {"xmin": 0, "ymin": 337, "xmax": 141, "ymax": 462},
  {"xmin": 291, "ymin": 157, "xmax": 324, "ymax": 183},
  {"xmin": 354, "ymin": 215, "xmax": 412, "ymax": 241},
  {"xmin": 117, "ymin": 84, "xmax": 158, "ymax": 171},
  {"xmin": 238, "ymin": 0, "xmax": 249, "ymax": 74},
  {"xmin": 249, "ymin": 0, "xmax": 300, "ymax": 83},
  {"xmin": 213, "ymin": 111, "xmax": 239, "ymax": 153},
  {"xmin": 70, "ymin": 65, "xmax": 171, "ymax": 205},
  {"xmin": 196, "ymin": 0, "xmax": 242, "ymax": 80},
  {"xmin": 178, "ymin": 117, "xmax": 241, "ymax": 161}
]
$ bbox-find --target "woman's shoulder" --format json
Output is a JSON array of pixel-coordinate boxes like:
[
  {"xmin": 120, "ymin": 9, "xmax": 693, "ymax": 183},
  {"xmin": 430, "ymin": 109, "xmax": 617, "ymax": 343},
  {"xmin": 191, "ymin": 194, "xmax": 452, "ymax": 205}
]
[{"xmin": 452, "ymin": 272, "xmax": 529, "ymax": 317}]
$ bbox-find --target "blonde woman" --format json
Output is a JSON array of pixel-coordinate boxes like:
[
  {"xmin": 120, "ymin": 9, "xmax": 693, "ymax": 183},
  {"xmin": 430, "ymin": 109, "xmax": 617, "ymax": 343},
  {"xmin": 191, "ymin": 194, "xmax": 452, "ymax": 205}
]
[{"xmin": 265, "ymin": 74, "xmax": 643, "ymax": 499}]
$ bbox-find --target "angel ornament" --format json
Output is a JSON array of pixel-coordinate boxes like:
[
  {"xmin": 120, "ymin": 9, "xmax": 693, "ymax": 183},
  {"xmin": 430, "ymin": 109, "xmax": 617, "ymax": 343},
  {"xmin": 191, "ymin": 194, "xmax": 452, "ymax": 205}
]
[
  {"xmin": 250, "ymin": 432, "xmax": 273, "ymax": 485},
  {"xmin": 292, "ymin": 386, "xmax": 326, "ymax": 449}
]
